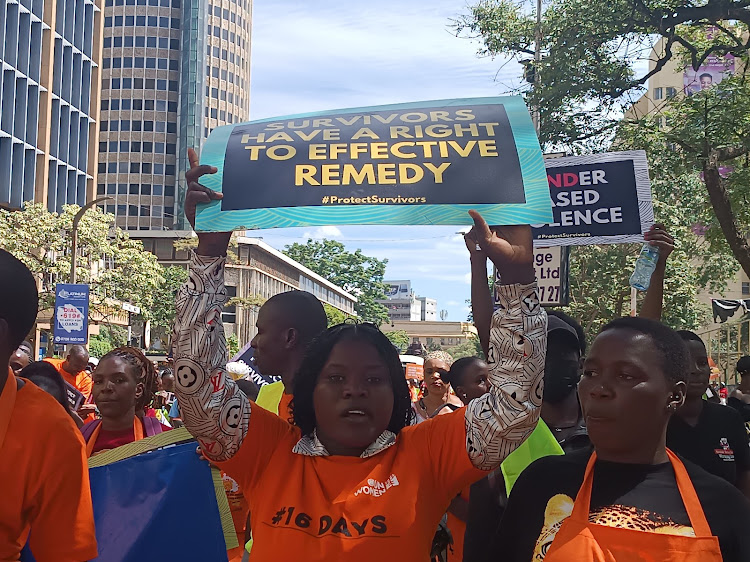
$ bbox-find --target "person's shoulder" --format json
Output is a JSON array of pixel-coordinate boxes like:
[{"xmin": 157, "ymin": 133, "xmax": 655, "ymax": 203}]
[
  {"xmin": 16, "ymin": 383, "xmax": 85, "ymax": 449},
  {"xmin": 704, "ymin": 401, "xmax": 744, "ymax": 424},
  {"xmin": 512, "ymin": 446, "xmax": 590, "ymax": 493},
  {"xmin": 43, "ymin": 357, "xmax": 62, "ymax": 367},
  {"xmin": 682, "ymin": 456, "xmax": 750, "ymax": 516}
]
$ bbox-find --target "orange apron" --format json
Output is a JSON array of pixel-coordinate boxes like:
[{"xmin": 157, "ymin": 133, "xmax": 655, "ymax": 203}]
[{"xmin": 545, "ymin": 449, "xmax": 723, "ymax": 562}]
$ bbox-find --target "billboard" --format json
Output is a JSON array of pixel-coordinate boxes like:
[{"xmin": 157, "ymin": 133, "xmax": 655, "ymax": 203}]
[
  {"xmin": 54, "ymin": 283, "xmax": 90, "ymax": 345},
  {"xmin": 684, "ymin": 54, "xmax": 735, "ymax": 95}
]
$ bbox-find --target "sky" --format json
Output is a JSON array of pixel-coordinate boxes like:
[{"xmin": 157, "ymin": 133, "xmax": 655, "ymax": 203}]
[{"xmin": 245, "ymin": 0, "xmax": 524, "ymax": 321}]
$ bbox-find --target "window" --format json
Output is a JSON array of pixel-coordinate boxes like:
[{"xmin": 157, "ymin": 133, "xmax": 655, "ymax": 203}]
[
  {"xmin": 156, "ymin": 121, "xmax": 165, "ymax": 132},
  {"xmin": 143, "ymin": 141, "xmax": 153, "ymax": 153},
  {"xmin": 109, "ymin": 141, "xmax": 118, "ymax": 152},
  {"xmin": 144, "ymin": 100, "xmax": 154, "ymax": 110},
  {"xmin": 118, "ymin": 162, "xmax": 129, "ymax": 173},
  {"xmin": 144, "ymin": 120, "xmax": 154, "ymax": 131},
  {"xmin": 129, "ymin": 205, "xmax": 139, "ymax": 216},
  {"xmin": 121, "ymin": 99, "xmax": 131, "ymax": 109},
  {"xmin": 159, "ymin": 17, "xmax": 168, "ymax": 27},
  {"xmin": 100, "ymin": 121, "xmax": 109, "ymax": 132},
  {"xmin": 166, "ymin": 143, "xmax": 176, "ymax": 154},
  {"xmin": 101, "ymin": 100, "xmax": 109, "ymax": 110},
  {"xmin": 131, "ymin": 142, "xmax": 141, "ymax": 152},
  {"xmin": 110, "ymin": 120, "xmax": 119, "ymax": 131},
  {"xmin": 115, "ymin": 15, "xmax": 123, "ymax": 25},
  {"xmin": 107, "ymin": 162, "xmax": 117, "ymax": 172},
  {"xmin": 123, "ymin": 78, "xmax": 132, "ymax": 89},
  {"xmin": 97, "ymin": 182, "xmax": 105, "ymax": 193},
  {"xmin": 167, "ymin": 122, "xmax": 176, "ymax": 133},
  {"xmin": 130, "ymin": 163, "xmax": 139, "ymax": 173},
  {"xmin": 168, "ymin": 102, "xmax": 177, "ymax": 112},
  {"xmin": 169, "ymin": 80, "xmax": 178, "ymax": 91},
  {"xmin": 212, "ymin": 67, "xmax": 219, "ymax": 78},
  {"xmin": 153, "ymin": 163, "xmax": 164, "ymax": 174},
  {"xmin": 169, "ymin": 59, "xmax": 178, "ymax": 71},
  {"xmin": 158, "ymin": 58, "xmax": 167, "ymax": 69},
  {"xmin": 125, "ymin": 15, "xmax": 134, "ymax": 25},
  {"xmin": 146, "ymin": 79, "xmax": 155, "ymax": 89},
  {"xmin": 146, "ymin": 58, "xmax": 156, "ymax": 69},
  {"xmin": 152, "ymin": 205, "xmax": 163, "ymax": 217},
  {"xmin": 103, "ymin": 58, "xmax": 111, "ymax": 69},
  {"xmin": 118, "ymin": 184, "xmax": 127, "ymax": 194},
  {"xmin": 125, "ymin": 36, "xmax": 134, "ymax": 48},
  {"xmin": 171, "ymin": 18, "xmax": 180, "ymax": 28},
  {"xmin": 744, "ymin": 282, "xmax": 750, "ymax": 296},
  {"xmin": 140, "ymin": 206, "xmax": 150, "ymax": 217},
  {"xmin": 132, "ymin": 121, "xmax": 142, "ymax": 131},
  {"xmin": 98, "ymin": 164, "xmax": 106, "ymax": 174},
  {"xmin": 213, "ymin": 46, "xmax": 220, "ymax": 57},
  {"xmin": 135, "ymin": 36, "xmax": 145, "ymax": 47},
  {"xmin": 117, "ymin": 205, "xmax": 126, "ymax": 215},
  {"xmin": 129, "ymin": 183, "xmax": 139, "ymax": 194},
  {"xmin": 221, "ymin": 69, "xmax": 227, "ymax": 80},
  {"xmin": 134, "ymin": 78, "xmax": 143, "ymax": 89},
  {"xmin": 165, "ymin": 165, "xmax": 175, "ymax": 176},
  {"xmin": 654, "ymin": 87, "xmax": 663, "ymax": 100},
  {"xmin": 157, "ymin": 80, "xmax": 167, "ymax": 90},
  {"xmin": 123, "ymin": 57, "xmax": 133, "ymax": 68},
  {"xmin": 120, "ymin": 120, "xmax": 129, "ymax": 131},
  {"xmin": 153, "ymin": 184, "xmax": 163, "ymax": 195},
  {"xmin": 136, "ymin": 15, "xmax": 145, "ymax": 25},
  {"xmin": 165, "ymin": 184, "xmax": 175, "ymax": 196},
  {"xmin": 135, "ymin": 57, "xmax": 144, "ymax": 68},
  {"xmin": 666, "ymin": 87, "xmax": 677, "ymax": 98},
  {"xmin": 142, "ymin": 163, "xmax": 152, "ymax": 173},
  {"xmin": 155, "ymin": 142, "xmax": 165, "ymax": 153},
  {"xmin": 132, "ymin": 100, "xmax": 142, "ymax": 110},
  {"xmin": 112, "ymin": 57, "xmax": 122, "ymax": 68},
  {"xmin": 220, "ymin": 110, "xmax": 225, "ymax": 121},
  {"xmin": 104, "ymin": 16, "xmax": 112, "ymax": 26},
  {"xmin": 211, "ymin": 88, "xmax": 218, "ymax": 98},
  {"xmin": 165, "ymin": 206, "xmax": 174, "ymax": 217},
  {"xmin": 170, "ymin": 39, "xmax": 180, "ymax": 49},
  {"xmin": 210, "ymin": 108, "xmax": 217, "ymax": 119},
  {"xmin": 148, "ymin": 16, "xmax": 157, "ymax": 27},
  {"xmin": 159, "ymin": 37, "xmax": 169, "ymax": 49},
  {"xmin": 111, "ymin": 99, "xmax": 120, "ymax": 110}
]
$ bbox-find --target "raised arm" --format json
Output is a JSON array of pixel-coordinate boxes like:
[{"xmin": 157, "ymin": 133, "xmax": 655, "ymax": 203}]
[
  {"xmin": 639, "ymin": 224, "xmax": 674, "ymax": 322},
  {"xmin": 463, "ymin": 211, "xmax": 546, "ymax": 471},
  {"xmin": 465, "ymin": 230, "xmax": 492, "ymax": 358},
  {"xmin": 172, "ymin": 149, "xmax": 249, "ymax": 461}
]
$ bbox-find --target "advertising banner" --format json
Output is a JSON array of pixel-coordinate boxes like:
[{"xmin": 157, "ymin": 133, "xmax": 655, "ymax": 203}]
[
  {"xmin": 684, "ymin": 54, "xmax": 735, "ymax": 95},
  {"xmin": 196, "ymin": 97, "xmax": 552, "ymax": 230},
  {"xmin": 54, "ymin": 283, "xmax": 90, "ymax": 345},
  {"xmin": 532, "ymin": 151, "xmax": 654, "ymax": 246},
  {"xmin": 494, "ymin": 246, "xmax": 569, "ymax": 308}
]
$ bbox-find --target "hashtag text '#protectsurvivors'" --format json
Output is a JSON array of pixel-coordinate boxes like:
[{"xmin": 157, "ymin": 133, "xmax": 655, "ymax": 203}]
[{"xmin": 321, "ymin": 195, "xmax": 427, "ymax": 205}]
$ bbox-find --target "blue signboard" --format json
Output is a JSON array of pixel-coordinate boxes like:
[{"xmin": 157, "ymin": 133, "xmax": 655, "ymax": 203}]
[{"xmin": 54, "ymin": 284, "xmax": 90, "ymax": 344}]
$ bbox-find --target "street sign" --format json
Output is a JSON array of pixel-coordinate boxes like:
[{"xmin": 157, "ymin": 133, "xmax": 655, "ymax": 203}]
[
  {"xmin": 54, "ymin": 284, "xmax": 90, "ymax": 344},
  {"xmin": 122, "ymin": 302, "xmax": 141, "ymax": 314},
  {"xmin": 493, "ymin": 247, "xmax": 570, "ymax": 308}
]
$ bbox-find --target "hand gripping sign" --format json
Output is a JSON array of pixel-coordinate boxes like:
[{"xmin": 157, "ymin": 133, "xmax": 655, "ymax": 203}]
[{"xmin": 195, "ymin": 97, "xmax": 553, "ymax": 230}]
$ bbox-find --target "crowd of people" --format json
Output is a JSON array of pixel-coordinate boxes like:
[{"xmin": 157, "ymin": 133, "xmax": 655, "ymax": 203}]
[{"xmin": 2, "ymin": 150, "xmax": 750, "ymax": 561}]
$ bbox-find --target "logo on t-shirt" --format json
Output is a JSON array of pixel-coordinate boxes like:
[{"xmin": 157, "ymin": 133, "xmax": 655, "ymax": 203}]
[
  {"xmin": 714, "ymin": 437, "xmax": 735, "ymax": 462},
  {"xmin": 354, "ymin": 474, "xmax": 400, "ymax": 498},
  {"xmin": 267, "ymin": 506, "xmax": 388, "ymax": 538}
]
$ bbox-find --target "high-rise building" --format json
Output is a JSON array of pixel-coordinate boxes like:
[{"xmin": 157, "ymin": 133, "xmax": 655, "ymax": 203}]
[
  {"xmin": 377, "ymin": 280, "xmax": 439, "ymax": 324},
  {"xmin": 95, "ymin": 0, "xmax": 251, "ymax": 231},
  {"xmin": 0, "ymin": 0, "xmax": 103, "ymax": 210}
]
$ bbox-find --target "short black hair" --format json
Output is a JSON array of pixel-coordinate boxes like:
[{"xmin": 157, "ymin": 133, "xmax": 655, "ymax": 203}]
[
  {"xmin": 699, "ymin": 73, "xmax": 713, "ymax": 80},
  {"xmin": 68, "ymin": 345, "xmax": 89, "ymax": 360},
  {"xmin": 599, "ymin": 317, "xmax": 689, "ymax": 384},
  {"xmin": 676, "ymin": 330, "xmax": 706, "ymax": 352},
  {"xmin": 547, "ymin": 309, "xmax": 586, "ymax": 355},
  {"xmin": 737, "ymin": 356, "xmax": 750, "ymax": 375},
  {"xmin": 291, "ymin": 323, "xmax": 413, "ymax": 436},
  {"xmin": 264, "ymin": 290, "xmax": 327, "ymax": 347},
  {"xmin": 445, "ymin": 356, "xmax": 485, "ymax": 389},
  {"xmin": 21, "ymin": 361, "xmax": 72, "ymax": 414},
  {"xmin": 0, "ymin": 249, "xmax": 38, "ymax": 350}
]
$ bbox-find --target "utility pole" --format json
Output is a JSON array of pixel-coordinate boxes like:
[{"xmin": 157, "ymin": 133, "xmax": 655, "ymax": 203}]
[
  {"xmin": 70, "ymin": 197, "xmax": 113, "ymax": 284},
  {"xmin": 533, "ymin": 0, "xmax": 543, "ymax": 132}
]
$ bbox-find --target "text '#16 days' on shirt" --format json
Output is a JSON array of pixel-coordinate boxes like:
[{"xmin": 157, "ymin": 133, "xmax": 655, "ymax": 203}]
[
  {"xmin": 170, "ymin": 252, "xmax": 547, "ymax": 561},
  {"xmin": 487, "ymin": 447, "xmax": 750, "ymax": 562}
]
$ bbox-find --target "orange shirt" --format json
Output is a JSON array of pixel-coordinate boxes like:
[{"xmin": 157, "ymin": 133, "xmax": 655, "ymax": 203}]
[
  {"xmin": 44, "ymin": 357, "xmax": 93, "ymax": 400},
  {"xmin": 446, "ymin": 486, "xmax": 470, "ymax": 561},
  {"xmin": 218, "ymin": 403, "xmax": 486, "ymax": 561},
  {"xmin": 0, "ymin": 370, "xmax": 97, "ymax": 561}
]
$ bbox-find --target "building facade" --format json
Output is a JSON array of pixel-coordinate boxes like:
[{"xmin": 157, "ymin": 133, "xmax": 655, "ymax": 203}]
[
  {"xmin": 95, "ymin": 0, "xmax": 251, "ymax": 231},
  {"xmin": 381, "ymin": 320, "xmax": 478, "ymax": 349},
  {"xmin": 0, "ymin": 0, "xmax": 103, "ymax": 210},
  {"xmin": 418, "ymin": 296, "xmax": 437, "ymax": 321},
  {"xmin": 378, "ymin": 279, "xmax": 438, "ymax": 324}
]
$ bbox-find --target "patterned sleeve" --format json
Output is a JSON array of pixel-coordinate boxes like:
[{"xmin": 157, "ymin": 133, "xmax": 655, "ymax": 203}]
[
  {"xmin": 464, "ymin": 282, "xmax": 546, "ymax": 470},
  {"xmin": 172, "ymin": 252, "xmax": 250, "ymax": 461}
]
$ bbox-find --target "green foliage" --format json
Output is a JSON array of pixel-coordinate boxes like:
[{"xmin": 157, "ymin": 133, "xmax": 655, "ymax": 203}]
[
  {"xmin": 150, "ymin": 266, "xmax": 189, "ymax": 330},
  {"xmin": 0, "ymin": 203, "xmax": 163, "ymax": 325},
  {"xmin": 227, "ymin": 332, "xmax": 240, "ymax": 359},
  {"xmin": 385, "ymin": 330, "xmax": 410, "ymax": 352},
  {"xmin": 455, "ymin": 1, "xmax": 750, "ymax": 146},
  {"xmin": 445, "ymin": 336, "xmax": 484, "ymax": 360},
  {"xmin": 88, "ymin": 325, "xmax": 128, "ymax": 358},
  {"xmin": 284, "ymin": 239, "xmax": 390, "ymax": 325},
  {"xmin": 323, "ymin": 303, "xmax": 353, "ymax": 327}
]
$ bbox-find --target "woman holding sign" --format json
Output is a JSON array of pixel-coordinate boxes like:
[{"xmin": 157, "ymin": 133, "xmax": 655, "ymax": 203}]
[{"xmin": 172, "ymin": 149, "xmax": 545, "ymax": 561}]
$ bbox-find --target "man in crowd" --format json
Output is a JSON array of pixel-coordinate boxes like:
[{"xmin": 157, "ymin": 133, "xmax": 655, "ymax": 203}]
[
  {"xmin": 45, "ymin": 344, "xmax": 93, "ymax": 400},
  {"xmin": 0, "ymin": 249, "xmax": 97, "ymax": 561},
  {"xmin": 9, "ymin": 341, "xmax": 32, "ymax": 377}
]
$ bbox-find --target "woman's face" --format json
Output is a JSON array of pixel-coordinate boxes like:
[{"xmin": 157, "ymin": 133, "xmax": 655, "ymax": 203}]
[
  {"xmin": 92, "ymin": 356, "xmax": 142, "ymax": 420},
  {"xmin": 424, "ymin": 358, "xmax": 451, "ymax": 395},
  {"xmin": 579, "ymin": 329, "xmax": 682, "ymax": 461},
  {"xmin": 456, "ymin": 361, "xmax": 490, "ymax": 404},
  {"xmin": 313, "ymin": 338, "xmax": 394, "ymax": 456},
  {"xmin": 684, "ymin": 340, "xmax": 711, "ymax": 400}
]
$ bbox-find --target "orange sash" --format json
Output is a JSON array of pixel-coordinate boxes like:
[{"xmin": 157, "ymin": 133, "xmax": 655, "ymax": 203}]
[
  {"xmin": 544, "ymin": 449, "xmax": 723, "ymax": 562},
  {"xmin": 0, "ymin": 369, "xmax": 17, "ymax": 452},
  {"xmin": 85, "ymin": 417, "xmax": 144, "ymax": 457}
]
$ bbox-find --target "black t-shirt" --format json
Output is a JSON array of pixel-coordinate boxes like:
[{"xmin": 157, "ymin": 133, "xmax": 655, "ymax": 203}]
[
  {"xmin": 667, "ymin": 401, "xmax": 750, "ymax": 486},
  {"xmin": 484, "ymin": 448, "xmax": 750, "ymax": 562}
]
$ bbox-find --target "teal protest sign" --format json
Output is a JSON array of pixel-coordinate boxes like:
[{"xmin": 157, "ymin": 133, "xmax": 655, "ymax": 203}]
[{"xmin": 196, "ymin": 97, "xmax": 552, "ymax": 231}]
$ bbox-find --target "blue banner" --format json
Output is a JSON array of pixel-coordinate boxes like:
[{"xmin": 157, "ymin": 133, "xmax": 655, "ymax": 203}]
[
  {"xmin": 88, "ymin": 442, "xmax": 229, "ymax": 562},
  {"xmin": 54, "ymin": 283, "xmax": 90, "ymax": 345},
  {"xmin": 196, "ymin": 97, "xmax": 552, "ymax": 230}
]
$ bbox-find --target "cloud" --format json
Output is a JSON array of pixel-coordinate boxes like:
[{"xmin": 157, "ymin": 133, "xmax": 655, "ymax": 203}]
[{"xmin": 300, "ymin": 225, "xmax": 343, "ymax": 240}]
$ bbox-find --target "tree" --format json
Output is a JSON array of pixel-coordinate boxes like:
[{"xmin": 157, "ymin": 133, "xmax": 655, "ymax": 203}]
[
  {"xmin": 455, "ymin": 1, "xmax": 750, "ymax": 146},
  {"xmin": 284, "ymin": 239, "xmax": 390, "ymax": 325},
  {"xmin": 150, "ymin": 266, "xmax": 189, "ymax": 331},
  {"xmin": 323, "ymin": 303, "xmax": 353, "ymax": 327},
  {"xmin": 446, "ymin": 336, "xmax": 484, "ymax": 360},
  {"xmin": 385, "ymin": 330, "xmax": 410, "ymax": 352},
  {"xmin": 0, "ymin": 203, "xmax": 163, "ymax": 329}
]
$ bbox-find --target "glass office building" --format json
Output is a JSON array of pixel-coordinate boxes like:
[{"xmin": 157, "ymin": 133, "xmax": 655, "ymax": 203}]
[
  {"xmin": 96, "ymin": 0, "xmax": 251, "ymax": 230},
  {"xmin": 0, "ymin": 0, "xmax": 103, "ymax": 210}
]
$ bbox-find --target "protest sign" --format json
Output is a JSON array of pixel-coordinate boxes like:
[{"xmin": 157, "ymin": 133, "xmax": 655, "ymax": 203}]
[
  {"xmin": 532, "ymin": 151, "xmax": 654, "ymax": 246},
  {"xmin": 54, "ymin": 284, "xmax": 89, "ymax": 345},
  {"xmin": 196, "ymin": 97, "xmax": 552, "ymax": 230},
  {"xmin": 64, "ymin": 381, "xmax": 85, "ymax": 411},
  {"xmin": 494, "ymin": 247, "xmax": 569, "ymax": 308}
]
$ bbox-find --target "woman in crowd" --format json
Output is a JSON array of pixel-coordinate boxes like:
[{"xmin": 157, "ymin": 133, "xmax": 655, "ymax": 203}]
[
  {"xmin": 171, "ymin": 152, "xmax": 546, "ymax": 561},
  {"xmin": 491, "ymin": 316, "xmax": 750, "ymax": 562},
  {"xmin": 20, "ymin": 361, "xmax": 85, "ymax": 428},
  {"xmin": 412, "ymin": 350, "xmax": 464, "ymax": 421},
  {"xmin": 81, "ymin": 347, "xmax": 169, "ymax": 456},
  {"xmin": 666, "ymin": 331, "xmax": 750, "ymax": 497}
]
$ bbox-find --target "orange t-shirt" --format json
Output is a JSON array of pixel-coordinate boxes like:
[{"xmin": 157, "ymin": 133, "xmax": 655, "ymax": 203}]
[
  {"xmin": 0, "ymin": 372, "xmax": 97, "ymax": 561},
  {"xmin": 44, "ymin": 357, "xmax": 93, "ymax": 400},
  {"xmin": 218, "ymin": 403, "xmax": 486, "ymax": 561}
]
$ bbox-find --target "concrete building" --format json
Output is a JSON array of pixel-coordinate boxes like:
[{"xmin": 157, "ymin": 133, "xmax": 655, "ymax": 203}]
[
  {"xmin": 378, "ymin": 280, "xmax": 438, "ymax": 324},
  {"xmin": 137, "ymin": 233, "xmax": 357, "ymax": 347},
  {"xmin": 418, "ymin": 296, "xmax": 437, "ymax": 321},
  {"xmin": 381, "ymin": 320, "xmax": 478, "ymax": 349},
  {"xmin": 95, "ymin": 0, "xmax": 251, "ymax": 231},
  {"xmin": 0, "ymin": 0, "xmax": 104, "ymax": 210}
]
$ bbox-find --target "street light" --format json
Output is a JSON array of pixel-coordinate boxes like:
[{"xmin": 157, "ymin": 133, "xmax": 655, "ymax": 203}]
[{"xmin": 70, "ymin": 196, "xmax": 113, "ymax": 284}]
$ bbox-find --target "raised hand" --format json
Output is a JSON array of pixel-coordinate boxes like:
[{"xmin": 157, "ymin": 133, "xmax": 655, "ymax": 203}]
[
  {"xmin": 185, "ymin": 148, "xmax": 232, "ymax": 257},
  {"xmin": 464, "ymin": 227, "xmax": 486, "ymax": 261},
  {"xmin": 644, "ymin": 223, "xmax": 674, "ymax": 266},
  {"xmin": 467, "ymin": 210, "xmax": 534, "ymax": 285}
]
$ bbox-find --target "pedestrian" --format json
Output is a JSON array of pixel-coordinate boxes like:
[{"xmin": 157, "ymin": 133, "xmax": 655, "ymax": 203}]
[
  {"xmin": 490, "ymin": 316, "xmax": 750, "ymax": 562},
  {"xmin": 728, "ymin": 355, "xmax": 750, "ymax": 420},
  {"xmin": 44, "ymin": 344, "xmax": 93, "ymax": 400},
  {"xmin": 20, "ymin": 361, "xmax": 84, "ymax": 428},
  {"xmin": 81, "ymin": 346, "xmax": 169, "ymax": 456},
  {"xmin": 173, "ymin": 156, "xmax": 546, "ymax": 561},
  {"xmin": 666, "ymin": 331, "xmax": 750, "ymax": 497},
  {"xmin": 0, "ymin": 249, "xmax": 97, "ymax": 561},
  {"xmin": 412, "ymin": 350, "xmax": 463, "ymax": 421}
]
